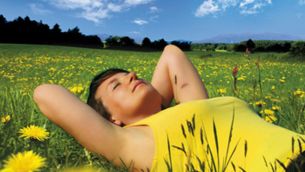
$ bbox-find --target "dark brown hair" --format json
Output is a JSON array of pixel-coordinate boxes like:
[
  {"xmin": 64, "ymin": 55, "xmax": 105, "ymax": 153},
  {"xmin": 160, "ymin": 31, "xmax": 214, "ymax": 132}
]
[{"xmin": 87, "ymin": 68, "xmax": 130, "ymax": 120}]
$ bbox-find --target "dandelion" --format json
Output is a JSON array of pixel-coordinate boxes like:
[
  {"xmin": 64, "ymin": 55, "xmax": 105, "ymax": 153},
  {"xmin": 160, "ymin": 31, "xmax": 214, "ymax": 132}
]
[
  {"xmin": 70, "ymin": 86, "xmax": 84, "ymax": 94},
  {"xmin": 19, "ymin": 125, "xmax": 50, "ymax": 141},
  {"xmin": 218, "ymin": 89, "xmax": 226, "ymax": 94},
  {"xmin": 272, "ymin": 86, "xmax": 275, "ymax": 90},
  {"xmin": 5, "ymin": 115, "xmax": 10, "ymax": 121},
  {"xmin": 279, "ymin": 79, "xmax": 285, "ymax": 83},
  {"xmin": 272, "ymin": 106, "xmax": 281, "ymax": 111},
  {"xmin": 1, "ymin": 150, "xmax": 46, "ymax": 172},
  {"xmin": 294, "ymin": 89, "xmax": 305, "ymax": 98},
  {"xmin": 255, "ymin": 100, "xmax": 265, "ymax": 106},
  {"xmin": 260, "ymin": 109, "xmax": 275, "ymax": 116},
  {"xmin": 1, "ymin": 115, "xmax": 10, "ymax": 123},
  {"xmin": 265, "ymin": 115, "xmax": 277, "ymax": 123}
]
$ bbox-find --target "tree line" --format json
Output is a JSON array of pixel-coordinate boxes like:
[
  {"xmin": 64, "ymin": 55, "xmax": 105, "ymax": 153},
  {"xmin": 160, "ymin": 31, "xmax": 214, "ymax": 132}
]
[
  {"xmin": 0, "ymin": 14, "xmax": 191, "ymax": 51},
  {"xmin": 0, "ymin": 15, "xmax": 102, "ymax": 46},
  {"xmin": 104, "ymin": 36, "xmax": 192, "ymax": 51},
  {"xmin": 192, "ymin": 39, "xmax": 305, "ymax": 57},
  {"xmin": 1, "ymin": 14, "xmax": 304, "ymax": 55}
]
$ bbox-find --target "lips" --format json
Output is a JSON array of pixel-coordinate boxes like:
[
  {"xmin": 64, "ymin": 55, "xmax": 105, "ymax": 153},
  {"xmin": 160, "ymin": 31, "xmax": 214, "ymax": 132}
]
[{"xmin": 133, "ymin": 81, "xmax": 145, "ymax": 92}]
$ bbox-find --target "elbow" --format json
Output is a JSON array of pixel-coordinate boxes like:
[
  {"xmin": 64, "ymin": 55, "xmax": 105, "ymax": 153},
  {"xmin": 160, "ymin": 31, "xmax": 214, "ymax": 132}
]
[
  {"xmin": 33, "ymin": 84, "xmax": 56, "ymax": 118},
  {"xmin": 33, "ymin": 84, "xmax": 48, "ymax": 106}
]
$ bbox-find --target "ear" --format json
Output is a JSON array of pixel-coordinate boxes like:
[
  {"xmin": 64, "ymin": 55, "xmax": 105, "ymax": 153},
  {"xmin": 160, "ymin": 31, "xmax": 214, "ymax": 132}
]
[{"xmin": 109, "ymin": 116, "xmax": 122, "ymax": 126}]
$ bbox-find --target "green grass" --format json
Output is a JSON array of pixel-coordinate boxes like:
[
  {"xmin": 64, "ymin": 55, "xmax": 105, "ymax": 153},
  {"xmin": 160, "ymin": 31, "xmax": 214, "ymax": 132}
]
[{"xmin": 0, "ymin": 43, "xmax": 305, "ymax": 171}]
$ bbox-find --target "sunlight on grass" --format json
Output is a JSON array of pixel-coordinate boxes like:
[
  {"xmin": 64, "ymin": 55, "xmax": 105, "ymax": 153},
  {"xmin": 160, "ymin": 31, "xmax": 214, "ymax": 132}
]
[{"xmin": 0, "ymin": 44, "xmax": 305, "ymax": 171}]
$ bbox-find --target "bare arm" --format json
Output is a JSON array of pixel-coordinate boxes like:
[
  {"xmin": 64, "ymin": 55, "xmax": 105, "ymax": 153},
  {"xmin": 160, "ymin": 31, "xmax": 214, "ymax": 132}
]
[
  {"xmin": 33, "ymin": 84, "xmax": 129, "ymax": 164},
  {"xmin": 151, "ymin": 45, "xmax": 208, "ymax": 107}
]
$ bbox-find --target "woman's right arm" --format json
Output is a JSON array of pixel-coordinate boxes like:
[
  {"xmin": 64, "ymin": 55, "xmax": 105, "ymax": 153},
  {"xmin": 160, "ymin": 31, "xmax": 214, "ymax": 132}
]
[
  {"xmin": 33, "ymin": 84, "xmax": 129, "ymax": 164},
  {"xmin": 151, "ymin": 45, "xmax": 209, "ymax": 107}
]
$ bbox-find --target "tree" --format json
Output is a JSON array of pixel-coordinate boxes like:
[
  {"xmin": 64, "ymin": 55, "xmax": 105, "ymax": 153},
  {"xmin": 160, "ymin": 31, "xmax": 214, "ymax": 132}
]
[
  {"xmin": 105, "ymin": 36, "xmax": 120, "ymax": 47},
  {"xmin": 0, "ymin": 15, "xmax": 7, "ymax": 42},
  {"xmin": 283, "ymin": 42, "xmax": 291, "ymax": 52},
  {"xmin": 142, "ymin": 37, "xmax": 151, "ymax": 47},
  {"xmin": 290, "ymin": 41, "xmax": 305, "ymax": 56},
  {"xmin": 234, "ymin": 43, "xmax": 247, "ymax": 52},
  {"xmin": 120, "ymin": 36, "xmax": 135, "ymax": 46},
  {"xmin": 151, "ymin": 38, "xmax": 168, "ymax": 49},
  {"xmin": 0, "ymin": 14, "xmax": 7, "ymax": 25},
  {"xmin": 246, "ymin": 39, "xmax": 255, "ymax": 50},
  {"xmin": 52, "ymin": 23, "xmax": 61, "ymax": 33}
]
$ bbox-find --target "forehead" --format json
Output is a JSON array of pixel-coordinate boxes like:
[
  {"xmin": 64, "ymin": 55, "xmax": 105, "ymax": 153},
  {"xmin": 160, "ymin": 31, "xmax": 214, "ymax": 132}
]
[{"xmin": 95, "ymin": 72, "xmax": 127, "ymax": 99}]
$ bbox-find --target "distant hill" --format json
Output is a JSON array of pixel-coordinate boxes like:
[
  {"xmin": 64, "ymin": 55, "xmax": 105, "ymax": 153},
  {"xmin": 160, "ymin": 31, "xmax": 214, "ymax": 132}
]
[
  {"xmin": 194, "ymin": 32, "xmax": 305, "ymax": 43},
  {"xmin": 97, "ymin": 32, "xmax": 305, "ymax": 44}
]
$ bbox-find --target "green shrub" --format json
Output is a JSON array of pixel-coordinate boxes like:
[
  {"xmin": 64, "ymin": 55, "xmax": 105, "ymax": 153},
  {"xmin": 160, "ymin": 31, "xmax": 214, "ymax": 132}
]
[{"xmin": 290, "ymin": 41, "xmax": 305, "ymax": 57}]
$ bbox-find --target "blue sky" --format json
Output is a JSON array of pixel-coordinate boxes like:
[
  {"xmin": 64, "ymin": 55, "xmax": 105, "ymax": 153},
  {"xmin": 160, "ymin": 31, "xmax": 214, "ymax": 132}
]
[{"xmin": 1, "ymin": 0, "xmax": 305, "ymax": 42}]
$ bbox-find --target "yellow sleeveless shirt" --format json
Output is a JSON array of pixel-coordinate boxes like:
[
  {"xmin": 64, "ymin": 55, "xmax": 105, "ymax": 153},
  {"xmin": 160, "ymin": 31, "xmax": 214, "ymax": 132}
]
[{"xmin": 124, "ymin": 97, "xmax": 305, "ymax": 172}]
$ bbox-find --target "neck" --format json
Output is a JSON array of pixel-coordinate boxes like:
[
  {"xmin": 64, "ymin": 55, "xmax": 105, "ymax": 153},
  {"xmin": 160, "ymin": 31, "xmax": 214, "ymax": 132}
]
[{"xmin": 126, "ymin": 106, "xmax": 162, "ymax": 125}]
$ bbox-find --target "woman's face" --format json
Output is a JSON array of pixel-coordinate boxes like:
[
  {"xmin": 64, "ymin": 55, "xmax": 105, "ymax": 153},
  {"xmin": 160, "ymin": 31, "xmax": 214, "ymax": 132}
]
[{"xmin": 95, "ymin": 72, "xmax": 162, "ymax": 125}]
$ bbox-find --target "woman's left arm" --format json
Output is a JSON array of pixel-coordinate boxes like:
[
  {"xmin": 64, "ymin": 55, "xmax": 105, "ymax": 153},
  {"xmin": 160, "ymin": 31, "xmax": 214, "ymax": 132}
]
[{"xmin": 151, "ymin": 45, "xmax": 208, "ymax": 108}]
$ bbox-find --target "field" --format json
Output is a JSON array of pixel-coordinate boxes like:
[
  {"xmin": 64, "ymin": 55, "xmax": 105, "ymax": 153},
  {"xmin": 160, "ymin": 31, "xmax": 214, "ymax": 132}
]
[{"xmin": 1, "ymin": 43, "xmax": 305, "ymax": 171}]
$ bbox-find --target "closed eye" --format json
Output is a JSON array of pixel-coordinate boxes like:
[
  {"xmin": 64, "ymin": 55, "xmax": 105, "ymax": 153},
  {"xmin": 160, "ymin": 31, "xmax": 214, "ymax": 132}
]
[{"xmin": 113, "ymin": 83, "xmax": 120, "ymax": 90}]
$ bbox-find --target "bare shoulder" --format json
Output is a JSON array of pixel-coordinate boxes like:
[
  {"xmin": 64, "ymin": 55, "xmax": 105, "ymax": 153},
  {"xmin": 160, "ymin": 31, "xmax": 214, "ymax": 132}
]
[{"xmin": 33, "ymin": 84, "xmax": 153, "ymax": 170}]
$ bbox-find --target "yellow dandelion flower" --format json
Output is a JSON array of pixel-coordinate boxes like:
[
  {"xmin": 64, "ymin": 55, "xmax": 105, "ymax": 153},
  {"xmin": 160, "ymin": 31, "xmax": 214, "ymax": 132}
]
[
  {"xmin": 70, "ymin": 86, "xmax": 84, "ymax": 94},
  {"xmin": 218, "ymin": 89, "xmax": 226, "ymax": 94},
  {"xmin": 279, "ymin": 79, "xmax": 285, "ymax": 83},
  {"xmin": 19, "ymin": 125, "xmax": 49, "ymax": 141},
  {"xmin": 1, "ymin": 117, "xmax": 6, "ymax": 123},
  {"xmin": 272, "ymin": 86, "xmax": 275, "ymax": 90},
  {"xmin": 1, "ymin": 151, "xmax": 46, "ymax": 172},
  {"xmin": 265, "ymin": 115, "xmax": 277, "ymax": 123},
  {"xmin": 260, "ymin": 109, "xmax": 275, "ymax": 116},
  {"xmin": 5, "ymin": 115, "xmax": 10, "ymax": 122},
  {"xmin": 294, "ymin": 89, "xmax": 305, "ymax": 97},
  {"xmin": 265, "ymin": 96, "xmax": 271, "ymax": 99},
  {"xmin": 272, "ymin": 106, "xmax": 281, "ymax": 111},
  {"xmin": 255, "ymin": 100, "xmax": 265, "ymax": 106}
]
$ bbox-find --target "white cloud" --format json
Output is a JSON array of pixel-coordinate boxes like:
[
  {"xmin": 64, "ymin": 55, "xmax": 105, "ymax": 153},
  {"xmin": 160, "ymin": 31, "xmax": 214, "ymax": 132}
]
[
  {"xmin": 107, "ymin": 3, "xmax": 123, "ymax": 12},
  {"xmin": 45, "ymin": 0, "xmax": 153, "ymax": 24},
  {"xmin": 239, "ymin": 0, "xmax": 269, "ymax": 14},
  {"xmin": 240, "ymin": 0, "xmax": 255, "ymax": 8},
  {"xmin": 300, "ymin": 0, "xmax": 305, "ymax": 5},
  {"xmin": 130, "ymin": 31, "xmax": 141, "ymax": 34},
  {"xmin": 133, "ymin": 19, "xmax": 148, "ymax": 25},
  {"xmin": 195, "ymin": 0, "xmax": 220, "ymax": 17},
  {"xmin": 150, "ymin": 15, "xmax": 158, "ymax": 22},
  {"xmin": 195, "ymin": 0, "xmax": 272, "ymax": 17},
  {"xmin": 30, "ymin": 3, "xmax": 52, "ymax": 15},
  {"xmin": 124, "ymin": 0, "xmax": 153, "ymax": 6},
  {"xmin": 149, "ymin": 6, "xmax": 159, "ymax": 13},
  {"xmin": 218, "ymin": 0, "xmax": 238, "ymax": 10}
]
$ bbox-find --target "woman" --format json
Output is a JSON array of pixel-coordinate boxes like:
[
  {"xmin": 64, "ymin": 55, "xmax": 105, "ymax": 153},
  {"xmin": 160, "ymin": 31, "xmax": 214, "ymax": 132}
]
[{"xmin": 34, "ymin": 45, "xmax": 305, "ymax": 172}]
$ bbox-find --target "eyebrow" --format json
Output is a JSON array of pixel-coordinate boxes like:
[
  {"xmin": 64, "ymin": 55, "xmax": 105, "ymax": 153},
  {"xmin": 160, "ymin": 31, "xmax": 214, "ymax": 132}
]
[
  {"xmin": 106, "ymin": 73, "xmax": 128, "ymax": 91},
  {"xmin": 107, "ymin": 78, "xmax": 118, "ymax": 91}
]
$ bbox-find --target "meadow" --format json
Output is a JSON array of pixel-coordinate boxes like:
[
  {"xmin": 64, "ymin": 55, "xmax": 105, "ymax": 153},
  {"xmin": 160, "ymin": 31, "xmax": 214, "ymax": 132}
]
[{"xmin": 0, "ymin": 43, "xmax": 305, "ymax": 171}]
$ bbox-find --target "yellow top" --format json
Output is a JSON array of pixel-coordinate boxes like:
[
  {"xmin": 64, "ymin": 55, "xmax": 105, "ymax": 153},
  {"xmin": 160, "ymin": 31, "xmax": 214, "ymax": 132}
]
[{"xmin": 124, "ymin": 97, "xmax": 305, "ymax": 172}]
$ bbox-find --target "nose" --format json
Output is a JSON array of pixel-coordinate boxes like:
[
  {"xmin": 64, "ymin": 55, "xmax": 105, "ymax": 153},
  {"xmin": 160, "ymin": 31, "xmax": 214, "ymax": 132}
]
[{"xmin": 126, "ymin": 72, "xmax": 137, "ymax": 83}]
